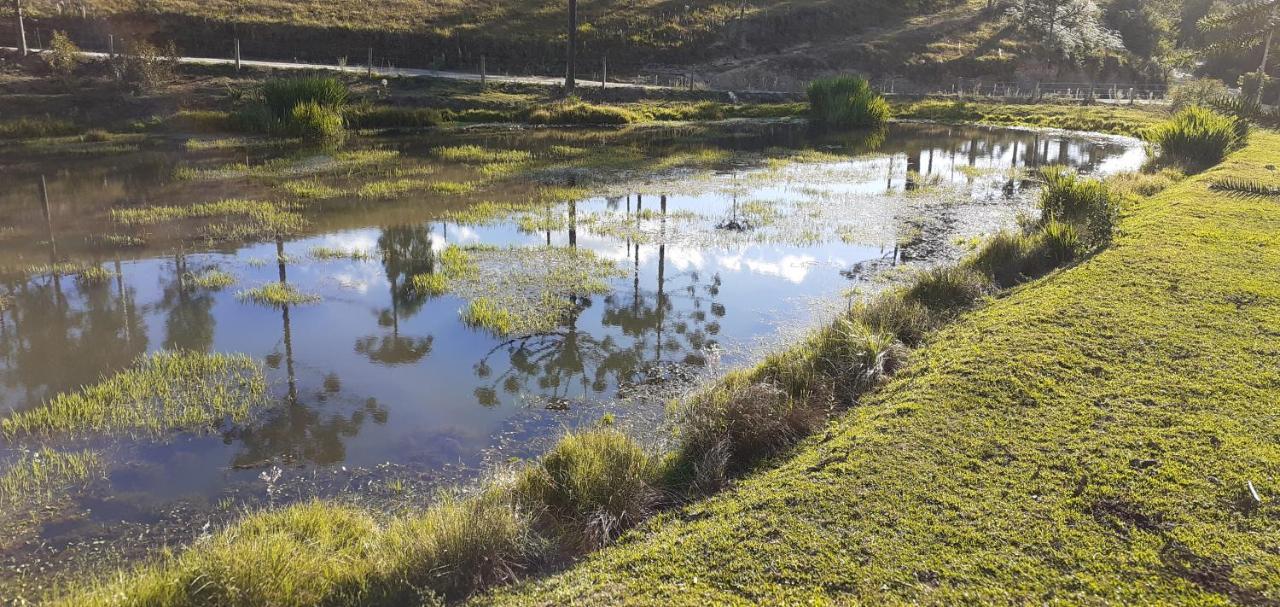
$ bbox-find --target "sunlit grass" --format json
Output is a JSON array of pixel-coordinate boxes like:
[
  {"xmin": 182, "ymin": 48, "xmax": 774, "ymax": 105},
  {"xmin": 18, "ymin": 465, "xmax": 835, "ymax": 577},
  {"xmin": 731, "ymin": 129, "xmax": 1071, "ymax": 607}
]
[
  {"xmin": 280, "ymin": 179, "xmax": 344, "ymax": 200},
  {"xmin": 188, "ymin": 269, "xmax": 236, "ymax": 290},
  {"xmin": 74, "ymin": 265, "xmax": 118, "ymax": 286},
  {"xmin": 1, "ymin": 351, "xmax": 267, "ymax": 439},
  {"xmin": 432, "ymin": 145, "xmax": 534, "ymax": 164},
  {"xmin": 238, "ymin": 282, "xmax": 321, "ymax": 307},
  {"xmin": 0, "ymin": 448, "xmax": 104, "ymax": 506}
]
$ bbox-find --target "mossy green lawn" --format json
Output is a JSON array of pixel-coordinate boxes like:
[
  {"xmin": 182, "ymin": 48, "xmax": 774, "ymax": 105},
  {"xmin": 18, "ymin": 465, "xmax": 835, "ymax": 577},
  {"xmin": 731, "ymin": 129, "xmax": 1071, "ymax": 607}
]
[{"xmin": 485, "ymin": 134, "xmax": 1280, "ymax": 604}]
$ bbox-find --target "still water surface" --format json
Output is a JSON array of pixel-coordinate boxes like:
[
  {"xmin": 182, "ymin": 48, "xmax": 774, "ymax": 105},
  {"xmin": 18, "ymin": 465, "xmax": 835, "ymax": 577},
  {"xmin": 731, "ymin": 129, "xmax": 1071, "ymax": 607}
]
[{"xmin": 0, "ymin": 121, "xmax": 1144, "ymax": 586}]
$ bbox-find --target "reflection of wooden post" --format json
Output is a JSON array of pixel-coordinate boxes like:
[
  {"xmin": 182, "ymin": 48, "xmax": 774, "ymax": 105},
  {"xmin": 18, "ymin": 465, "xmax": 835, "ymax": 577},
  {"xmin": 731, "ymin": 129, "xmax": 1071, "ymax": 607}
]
[
  {"xmin": 39, "ymin": 175, "xmax": 57, "ymax": 260},
  {"xmin": 16, "ymin": 0, "xmax": 28, "ymax": 56},
  {"xmin": 367, "ymin": 47, "xmax": 373, "ymax": 77},
  {"xmin": 235, "ymin": 38, "xmax": 241, "ymax": 72}
]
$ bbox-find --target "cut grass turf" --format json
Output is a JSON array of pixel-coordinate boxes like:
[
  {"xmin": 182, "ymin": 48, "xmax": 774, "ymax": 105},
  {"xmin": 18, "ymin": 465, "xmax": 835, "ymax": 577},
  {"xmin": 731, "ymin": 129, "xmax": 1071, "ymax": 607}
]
[
  {"xmin": 1, "ymin": 352, "xmax": 267, "ymax": 440},
  {"xmin": 483, "ymin": 133, "xmax": 1280, "ymax": 603}
]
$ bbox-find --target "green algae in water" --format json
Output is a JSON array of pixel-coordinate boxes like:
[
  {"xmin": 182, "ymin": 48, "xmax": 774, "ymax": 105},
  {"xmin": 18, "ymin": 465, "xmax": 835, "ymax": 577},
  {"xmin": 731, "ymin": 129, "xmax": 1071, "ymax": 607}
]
[{"xmin": 1, "ymin": 352, "xmax": 268, "ymax": 440}]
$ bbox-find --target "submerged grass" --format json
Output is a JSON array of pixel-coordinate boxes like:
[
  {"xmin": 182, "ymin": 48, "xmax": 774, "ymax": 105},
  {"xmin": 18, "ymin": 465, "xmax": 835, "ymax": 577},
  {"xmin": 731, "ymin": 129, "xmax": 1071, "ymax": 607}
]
[
  {"xmin": 1, "ymin": 352, "xmax": 267, "ymax": 440},
  {"xmin": 0, "ymin": 448, "xmax": 104, "ymax": 507},
  {"xmin": 187, "ymin": 269, "xmax": 237, "ymax": 290}
]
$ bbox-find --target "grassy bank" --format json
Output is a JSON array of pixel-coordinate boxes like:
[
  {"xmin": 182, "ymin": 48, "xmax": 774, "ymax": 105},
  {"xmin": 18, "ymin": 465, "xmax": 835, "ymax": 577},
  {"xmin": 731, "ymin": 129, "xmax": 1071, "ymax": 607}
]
[
  {"xmin": 894, "ymin": 100, "xmax": 1168, "ymax": 137},
  {"xmin": 484, "ymin": 133, "xmax": 1280, "ymax": 603}
]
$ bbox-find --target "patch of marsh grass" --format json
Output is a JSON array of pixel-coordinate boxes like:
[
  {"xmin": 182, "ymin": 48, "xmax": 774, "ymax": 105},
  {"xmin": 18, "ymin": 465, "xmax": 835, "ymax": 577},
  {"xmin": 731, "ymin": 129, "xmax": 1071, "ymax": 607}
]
[
  {"xmin": 280, "ymin": 179, "xmax": 344, "ymax": 200},
  {"xmin": 1145, "ymin": 106, "xmax": 1247, "ymax": 169},
  {"xmin": 73, "ymin": 265, "xmax": 118, "ymax": 286},
  {"xmin": 309, "ymin": 246, "xmax": 374, "ymax": 261},
  {"xmin": 433, "ymin": 145, "xmax": 533, "ymax": 164},
  {"xmin": 1, "ymin": 351, "xmax": 267, "ymax": 440},
  {"xmin": 904, "ymin": 266, "xmax": 994, "ymax": 313},
  {"xmin": 0, "ymin": 448, "xmax": 104, "ymax": 506},
  {"xmin": 187, "ymin": 269, "xmax": 236, "ymax": 290},
  {"xmin": 238, "ymin": 283, "xmax": 321, "ymax": 307}
]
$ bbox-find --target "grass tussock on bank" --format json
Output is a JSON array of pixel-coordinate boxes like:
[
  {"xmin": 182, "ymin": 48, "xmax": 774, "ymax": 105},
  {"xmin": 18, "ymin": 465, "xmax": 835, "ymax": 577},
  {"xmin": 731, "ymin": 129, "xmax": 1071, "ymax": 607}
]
[
  {"xmin": 1, "ymin": 352, "xmax": 266, "ymax": 440},
  {"xmin": 486, "ymin": 134, "xmax": 1280, "ymax": 605}
]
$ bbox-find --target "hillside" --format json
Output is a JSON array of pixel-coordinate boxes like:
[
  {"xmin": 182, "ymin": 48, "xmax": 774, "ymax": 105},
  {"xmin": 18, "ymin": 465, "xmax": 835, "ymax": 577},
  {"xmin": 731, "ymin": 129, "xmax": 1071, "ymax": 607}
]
[
  {"xmin": 10, "ymin": 0, "xmax": 1149, "ymax": 89},
  {"xmin": 484, "ymin": 135, "xmax": 1280, "ymax": 604}
]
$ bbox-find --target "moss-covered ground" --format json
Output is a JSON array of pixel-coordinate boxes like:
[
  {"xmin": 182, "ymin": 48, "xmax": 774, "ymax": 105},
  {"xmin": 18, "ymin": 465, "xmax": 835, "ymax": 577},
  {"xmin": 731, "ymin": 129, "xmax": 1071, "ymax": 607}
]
[{"xmin": 483, "ymin": 133, "xmax": 1280, "ymax": 604}]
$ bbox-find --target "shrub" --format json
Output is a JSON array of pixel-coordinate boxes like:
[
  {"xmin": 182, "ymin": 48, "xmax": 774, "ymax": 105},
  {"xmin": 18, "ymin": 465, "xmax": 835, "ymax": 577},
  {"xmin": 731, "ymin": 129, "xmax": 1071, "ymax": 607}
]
[
  {"xmin": 110, "ymin": 39, "xmax": 179, "ymax": 93},
  {"xmin": 516, "ymin": 429, "xmax": 659, "ymax": 550},
  {"xmin": 1169, "ymin": 78, "xmax": 1230, "ymax": 111},
  {"xmin": 45, "ymin": 31, "xmax": 82, "ymax": 80},
  {"xmin": 262, "ymin": 76, "xmax": 349, "ymax": 120},
  {"xmin": 903, "ymin": 266, "xmax": 993, "ymax": 312},
  {"xmin": 1144, "ymin": 106, "xmax": 1247, "ymax": 168},
  {"xmin": 287, "ymin": 101, "xmax": 345, "ymax": 139},
  {"xmin": 806, "ymin": 75, "xmax": 891, "ymax": 129},
  {"xmin": 1038, "ymin": 167, "xmax": 1117, "ymax": 247}
]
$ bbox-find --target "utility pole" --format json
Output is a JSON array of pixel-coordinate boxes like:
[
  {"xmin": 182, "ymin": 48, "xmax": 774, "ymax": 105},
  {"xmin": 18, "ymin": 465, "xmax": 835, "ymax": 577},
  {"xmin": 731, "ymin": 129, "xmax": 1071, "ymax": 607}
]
[
  {"xmin": 565, "ymin": 0, "xmax": 577, "ymax": 93},
  {"xmin": 14, "ymin": 0, "xmax": 27, "ymax": 57}
]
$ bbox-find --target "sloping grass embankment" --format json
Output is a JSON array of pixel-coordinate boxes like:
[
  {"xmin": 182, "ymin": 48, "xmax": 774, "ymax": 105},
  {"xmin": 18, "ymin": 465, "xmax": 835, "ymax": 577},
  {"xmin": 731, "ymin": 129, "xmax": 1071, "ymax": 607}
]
[{"xmin": 484, "ymin": 133, "xmax": 1280, "ymax": 604}]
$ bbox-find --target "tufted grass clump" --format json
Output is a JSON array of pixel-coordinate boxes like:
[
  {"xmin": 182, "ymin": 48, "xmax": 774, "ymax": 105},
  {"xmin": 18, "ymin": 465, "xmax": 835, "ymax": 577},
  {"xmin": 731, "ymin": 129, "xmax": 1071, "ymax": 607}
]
[
  {"xmin": 75, "ymin": 265, "xmax": 119, "ymax": 286},
  {"xmin": 433, "ymin": 145, "xmax": 534, "ymax": 164},
  {"xmin": 238, "ymin": 282, "xmax": 321, "ymax": 307},
  {"xmin": 1, "ymin": 351, "xmax": 267, "ymax": 440},
  {"xmin": 807, "ymin": 75, "xmax": 891, "ymax": 129},
  {"xmin": 515, "ymin": 428, "xmax": 661, "ymax": 551},
  {"xmin": 1037, "ymin": 167, "xmax": 1117, "ymax": 248},
  {"xmin": 1145, "ymin": 106, "xmax": 1247, "ymax": 169},
  {"xmin": 903, "ymin": 265, "xmax": 993, "ymax": 313}
]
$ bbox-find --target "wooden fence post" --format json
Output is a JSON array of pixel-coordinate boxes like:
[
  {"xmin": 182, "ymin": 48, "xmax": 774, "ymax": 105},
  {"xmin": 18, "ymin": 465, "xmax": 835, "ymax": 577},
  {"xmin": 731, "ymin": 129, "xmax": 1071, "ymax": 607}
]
[
  {"xmin": 601, "ymin": 55, "xmax": 607, "ymax": 90},
  {"xmin": 480, "ymin": 54, "xmax": 486, "ymax": 87},
  {"xmin": 16, "ymin": 0, "xmax": 28, "ymax": 56},
  {"xmin": 234, "ymin": 38, "xmax": 241, "ymax": 72}
]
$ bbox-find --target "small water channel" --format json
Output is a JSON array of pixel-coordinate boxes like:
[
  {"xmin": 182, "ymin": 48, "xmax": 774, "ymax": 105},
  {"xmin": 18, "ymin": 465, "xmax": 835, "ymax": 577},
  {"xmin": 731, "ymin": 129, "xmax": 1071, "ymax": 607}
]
[{"xmin": 0, "ymin": 120, "xmax": 1145, "ymax": 593}]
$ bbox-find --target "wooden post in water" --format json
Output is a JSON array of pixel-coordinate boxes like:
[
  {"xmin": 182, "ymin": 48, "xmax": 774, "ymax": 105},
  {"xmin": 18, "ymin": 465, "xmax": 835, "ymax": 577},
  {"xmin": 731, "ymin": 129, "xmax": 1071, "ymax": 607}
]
[{"xmin": 39, "ymin": 175, "xmax": 57, "ymax": 261}]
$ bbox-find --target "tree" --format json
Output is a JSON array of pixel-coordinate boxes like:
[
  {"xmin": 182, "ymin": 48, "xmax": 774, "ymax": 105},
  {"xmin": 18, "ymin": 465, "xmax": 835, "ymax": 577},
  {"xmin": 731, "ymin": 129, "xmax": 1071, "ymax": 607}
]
[
  {"xmin": 1199, "ymin": 0, "xmax": 1280, "ymax": 105},
  {"xmin": 1009, "ymin": 0, "xmax": 1123, "ymax": 64},
  {"xmin": 565, "ymin": 0, "xmax": 578, "ymax": 93},
  {"xmin": 1105, "ymin": 0, "xmax": 1176, "ymax": 58}
]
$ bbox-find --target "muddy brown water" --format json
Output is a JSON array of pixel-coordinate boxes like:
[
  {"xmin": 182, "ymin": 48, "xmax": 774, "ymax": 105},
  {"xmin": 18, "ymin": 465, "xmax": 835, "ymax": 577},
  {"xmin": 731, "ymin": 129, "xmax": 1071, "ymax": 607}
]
[{"xmin": 0, "ymin": 121, "xmax": 1144, "ymax": 596}]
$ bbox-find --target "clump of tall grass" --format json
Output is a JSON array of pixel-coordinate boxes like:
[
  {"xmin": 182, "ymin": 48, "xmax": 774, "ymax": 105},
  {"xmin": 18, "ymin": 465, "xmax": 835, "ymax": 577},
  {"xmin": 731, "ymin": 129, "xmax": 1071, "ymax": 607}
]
[
  {"xmin": 1144, "ymin": 106, "xmax": 1247, "ymax": 168},
  {"xmin": 903, "ymin": 266, "xmax": 993, "ymax": 313},
  {"xmin": 74, "ymin": 265, "xmax": 119, "ymax": 286},
  {"xmin": 806, "ymin": 75, "xmax": 891, "ymax": 129},
  {"xmin": 55, "ymin": 492, "xmax": 542, "ymax": 606},
  {"xmin": 287, "ymin": 100, "xmax": 345, "ymax": 139},
  {"xmin": 1, "ymin": 351, "xmax": 266, "ymax": 439},
  {"xmin": 515, "ymin": 428, "xmax": 661, "ymax": 550},
  {"xmin": 433, "ymin": 145, "xmax": 534, "ymax": 164},
  {"xmin": 239, "ymin": 76, "xmax": 349, "ymax": 139},
  {"xmin": 461, "ymin": 297, "xmax": 520, "ymax": 335},
  {"xmin": 262, "ymin": 76, "xmax": 349, "ymax": 119},
  {"xmin": 238, "ymin": 282, "xmax": 321, "ymax": 307},
  {"xmin": 1037, "ymin": 167, "xmax": 1117, "ymax": 248}
]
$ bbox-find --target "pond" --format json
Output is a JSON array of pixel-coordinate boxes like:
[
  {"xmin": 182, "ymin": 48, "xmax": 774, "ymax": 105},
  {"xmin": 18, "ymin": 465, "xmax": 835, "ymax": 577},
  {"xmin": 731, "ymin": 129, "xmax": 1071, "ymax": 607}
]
[{"xmin": 0, "ymin": 120, "xmax": 1145, "ymax": 592}]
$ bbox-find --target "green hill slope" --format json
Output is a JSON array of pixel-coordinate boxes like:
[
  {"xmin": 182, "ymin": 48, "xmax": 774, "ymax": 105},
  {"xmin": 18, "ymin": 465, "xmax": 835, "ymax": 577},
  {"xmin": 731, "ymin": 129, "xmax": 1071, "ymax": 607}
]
[{"xmin": 484, "ymin": 134, "xmax": 1280, "ymax": 604}]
